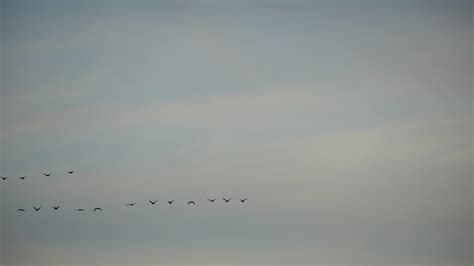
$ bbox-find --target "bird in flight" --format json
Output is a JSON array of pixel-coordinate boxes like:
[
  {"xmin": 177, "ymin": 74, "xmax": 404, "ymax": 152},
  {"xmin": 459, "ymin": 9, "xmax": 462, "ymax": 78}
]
[
  {"xmin": 67, "ymin": 171, "xmax": 74, "ymax": 174},
  {"xmin": 126, "ymin": 203, "xmax": 136, "ymax": 207},
  {"xmin": 187, "ymin": 201, "xmax": 196, "ymax": 206},
  {"xmin": 240, "ymin": 198, "xmax": 248, "ymax": 203},
  {"xmin": 223, "ymin": 198, "xmax": 232, "ymax": 202},
  {"xmin": 75, "ymin": 209, "xmax": 85, "ymax": 212},
  {"xmin": 43, "ymin": 173, "xmax": 51, "ymax": 176},
  {"xmin": 168, "ymin": 200, "xmax": 174, "ymax": 204},
  {"xmin": 94, "ymin": 208, "xmax": 102, "ymax": 212},
  {"xmin": 19, "ymin": 176, "xmax": 26, "ymax": 180},
  {"xmin": 1, "ymin": 176, "xmax": 8, "ymax": 180},
  {"xmin": 33, "ymin": 206, "xmax": 41, "ymax": 211},
  {"xmin": 17, "ymin": 208, "xmax": 26, "ymax": 212},
  {"xmin": 207, "ymin": 198, "xmax": 216, "ymax": 202},
  {"xmin": 149, "ymin": 200, "xmax": 157, "ymax": 205},
  {"xmin": 53, "ymin": 206, "xmax": 61, "ymax": 210}
]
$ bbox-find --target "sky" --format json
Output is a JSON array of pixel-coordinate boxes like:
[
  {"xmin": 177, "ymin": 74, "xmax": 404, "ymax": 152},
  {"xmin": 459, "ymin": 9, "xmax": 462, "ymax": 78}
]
[{"xmin": 0, "ymin": 0, "xmax": 472, "ymax": 265}]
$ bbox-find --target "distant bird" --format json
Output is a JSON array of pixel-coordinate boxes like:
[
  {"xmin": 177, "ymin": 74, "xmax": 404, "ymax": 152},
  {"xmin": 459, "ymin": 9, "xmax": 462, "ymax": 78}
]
[
  {"xmin": 207, "ymin": 198, "xmax": 216, "ymax": 202},
  {"xmin": 67, "ymin": 171, "xmax": 74, "ymax": 174},
  {"xmin": 168, "ymin": 200, "xmax": 174, "ymax": 204},
  {"xmin": 33, "ymin": 206, "xmax": 41, "ymax": 211},
  {"xmin": 1, "ymin": 176, "xmax": 7, "ymax": 180},
  {"xmin": 240, "ymin": 198, "xmax": 248, "ymax": 203},
  {"xmin": 94, "ymin": 208, "xmax": 102, "ymax": 212},
  {"xmin": 149, "ymin": 200, "xmax": 157, "ymax": 205},
  {"xmin": 53, "ymin": 206, "xmax": 61, "ymax": 210},
  {"xmin": 223, "ymin": 198, "xmax": 232, "ymax": 202},
  {"xmin": 19, "ymin": 176, "xmax": 26, "ymax": 180},
  {"xmin": 187, "ymin": 201, "xmax": 196, "ymax": 206},
  {"xmin": 17, "ymin": 208, "xmax": 26, "ymax": 212},
  {"xmin": 75, "ymin": 209, "xmax": 85, "ymax": 212},
  {"xmin": 43, "ymin": 173, "xmax": 51, "ymax": 176},
  {"xmin": 126, "ymin": 203, "xmax": 136, "ymax": 207}
]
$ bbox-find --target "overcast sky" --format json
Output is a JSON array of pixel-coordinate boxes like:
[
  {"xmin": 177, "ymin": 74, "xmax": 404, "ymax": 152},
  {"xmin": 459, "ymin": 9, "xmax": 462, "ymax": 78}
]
[{"xmin": 1, "ymin": 0, "xmax": 472, "ymax": 265}]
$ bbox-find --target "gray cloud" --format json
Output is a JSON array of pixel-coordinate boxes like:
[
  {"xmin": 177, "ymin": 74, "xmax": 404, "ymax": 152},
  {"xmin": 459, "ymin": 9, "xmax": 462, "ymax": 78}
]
[{"xmin": 1, "ymin": 0, "xmax": 472, "ymax": 265}]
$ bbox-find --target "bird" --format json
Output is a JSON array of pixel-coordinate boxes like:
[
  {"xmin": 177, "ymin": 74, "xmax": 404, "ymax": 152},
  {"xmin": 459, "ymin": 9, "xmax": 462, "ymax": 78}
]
[
  {"xmin": 149, "ymin": 200, "xmax": 157, "ymax": 205},
  {"xmin": 67, "ymin": 170, "xmax": 74, "ymax": 174},
  {"xmin": 53, "ymin": 206, "xmax": 61, "ymax": 210},
  {"xmin": 223, "ymin": 198, "xmax": 232, "ymax": 202},
  {"xmin": 75, "ymin": 209, "xmax": 85, "ymax": 212},
  {"xmin": 1, "ymin": 176, "xmax": 8, "ymax": 180},
  {"xmin": 126, "ymin": 203, "xmax": 136, "ymax": 207},
  {"xmin": 33, "ymin": 206, "xmax": 41, "ymax": 211},
  {"xmin": 167, "ymin": 200, "xmax": 174, "ymax": 204},
  {"xmin": 43, "ymin": 173, "xmax": 51, "ymax": 176},
  {"xmin": 240, "ymin": 198, "xmax": 248, "ymax": 203},
  {"xmin": 207, "ymin": 198, "xmax": 216, "ymax": 202},
  {"xmin": 187, "ymin": 201, "xmax": 196, "ymax": 206},
  {"xmin": 93, "ymin": 208, "xmax": 102, "ymax": 212},
  {"xmin": 17, "ymin": 208, "xmax": 26, "ymax": 212},
  {"xmin": 19, "ymin": 176, "xmax": 26, "ymax": 180}
]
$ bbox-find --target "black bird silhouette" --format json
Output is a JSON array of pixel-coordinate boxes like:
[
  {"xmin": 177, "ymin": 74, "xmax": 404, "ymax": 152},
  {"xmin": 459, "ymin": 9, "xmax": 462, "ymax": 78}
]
[
  {"xmin": 126, "ymin": 203, "xmax": 136, "ymax": 206},
  {"xmin": 33, "ymin": 206, "xmax": 41, "ymax": 211},
  {"xmin": 75, "ymin": 209, "xmax": 85, "ymax": 212},
  {"xmin": 43, "ymin": 173, "xmax": 51, "ymax": 176},
  {"xmin": 168, "ymin": 200, "xmax": 174, "ymax": 204},
  {"xmin": 17, "ymin": 208, "xmax": 26, "ymax": 212},
  {"xmin": 149, "ymin": 200, "xmax": 157, "ymax": 205},
  {"xmin": 1, "ymin": 176, "xmax": 8, "ymax": 180},
  {"xmin": 187, "ymin": 201, "xmax": 196, "ymax": 206},
  {"xmin": 53, "ymin": 206, "xmax": 61, "ymax": 210},
  {"xmin": 223, "ymin": 198, "xmax": 232, "ymax": 202},
  {"xmin": 94, "ymin": 208, "xmax": 102, "ymax": 212},
  {"xmin": 207, "ymin": 198, "xmax": 216, "ymax": 202},
  {"xmin": 19, "ymin": 176, "xmax": 26, "ymax": 180},
  {"xmin": 67, "ymin": 171, "xmax": 74, "ymax": 174},
  {"xmin": 240, "ymin": 198, "xmax": 248, "ymax": 203}
]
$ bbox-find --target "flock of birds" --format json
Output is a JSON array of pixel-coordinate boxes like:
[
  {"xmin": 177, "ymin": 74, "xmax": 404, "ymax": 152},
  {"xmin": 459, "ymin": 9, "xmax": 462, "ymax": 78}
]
[
  {"xmin": 1, "ymin": 171, "xmax": 249, "ymax": 213},
  {"xmin": 1, "ymin": 171, "xmax": 70, "ymax": 180}
]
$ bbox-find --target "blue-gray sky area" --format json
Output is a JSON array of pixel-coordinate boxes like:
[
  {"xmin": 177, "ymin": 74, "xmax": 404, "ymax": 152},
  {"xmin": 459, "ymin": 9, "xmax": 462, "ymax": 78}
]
[{"xmin": 0, "ymin": 0, "xmax": 472, "ymax": 265}]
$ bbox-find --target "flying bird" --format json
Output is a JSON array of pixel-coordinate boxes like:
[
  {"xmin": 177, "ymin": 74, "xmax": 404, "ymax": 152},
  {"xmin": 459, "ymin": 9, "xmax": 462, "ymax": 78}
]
[
  {"xmin": 207, "ymin": 198, "xmax": 216, "ymax": 202},
  {"xmin": 19, "ymin": 176, "xmax": 26, "ymax": 180},
  {"xmin": 67, "ymin": 171, "xmax": 74, "ymax": 174},
  {"xmin": 33, "ymin": 206, "xmax": 41, "ymax": 211},
  {"xmin": 223, "ymin": 198, "xmax": 232, "ymax": 202},
  {"xmin": 94, "ymin": 208, "xmax": 102, "ymax": 212},
  {"xmin": 149, "ymin": 200, "xmax": 157, "ymax": 205},
  {"xmin": 240, "ymin": 198, "xmax": 248, "ymax": 203},
  {"xmin": 1, "ymin": 176, "xmax": 8, "ymax": 180},
  {"xmin": 53, "ymin": 206, "xmax": 61, "ymax": 210},
  {"xmin": 168, "ymin": 200, "xmax": 174, "ymax": 204},
  {"xmin": 126, "ymin": 203, "xmax": 136, "ymax": 206},
  {"xmin": 187, "ymin": 201, "xmax": 196, "ymax": 206},
  {"xmin": 75, "ymin": 209, "xmax": 85, "ymax": 212},
  {"xmin": 43, "ymin": 173, "xmax": 51, "ymax": 176},
  {"xmin": 17, "ymin": 208, "xmax": 26, "ymax": 212}
]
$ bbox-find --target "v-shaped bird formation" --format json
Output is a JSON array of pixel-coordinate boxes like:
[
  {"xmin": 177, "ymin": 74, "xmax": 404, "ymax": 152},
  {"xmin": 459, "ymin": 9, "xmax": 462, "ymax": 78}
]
[{"xmin": 2, "ymin": 170, "xmax": 249, "ymax": 213}]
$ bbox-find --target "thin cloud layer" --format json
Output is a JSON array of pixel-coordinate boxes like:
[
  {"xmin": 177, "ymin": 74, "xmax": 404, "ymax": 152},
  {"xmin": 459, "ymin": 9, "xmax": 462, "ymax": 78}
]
[{"xmin": 1, "ymin": 1, "xmax": 472, "ymax": 265}]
